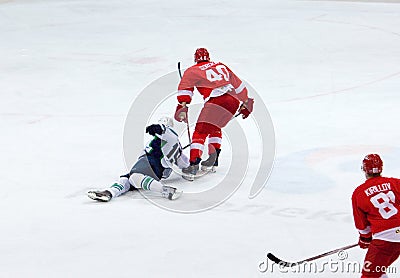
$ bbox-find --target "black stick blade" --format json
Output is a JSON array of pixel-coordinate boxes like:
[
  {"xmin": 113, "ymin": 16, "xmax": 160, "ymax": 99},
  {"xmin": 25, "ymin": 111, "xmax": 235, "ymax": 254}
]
[
  {"xmin": 266, "ymin": 253, "xmax": 297, "ymax": 268},
  {"xmin": 177, "ymin": 62, "xmax": 182, "ymax": 78}
]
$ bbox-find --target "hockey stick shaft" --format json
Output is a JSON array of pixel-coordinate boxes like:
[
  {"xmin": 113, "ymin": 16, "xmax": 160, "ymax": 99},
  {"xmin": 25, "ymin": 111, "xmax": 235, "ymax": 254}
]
[
  {"xmin": 267, "ymin": 243, "xmax": 358, "ymax": 267},
  {"xmin": 298, "ymin": 243, "xmax": 358, "ymax": 263},
  {"xmin": 178, "ymin": 62, "xmax": 191, "ymax": 148},
  {"xmin": 186, "ymin": 121, "xmax": 191, "ymax": 146},
  {"xmin": 178, "ymin": 62, "xmax": 182, "ymax": 78}
]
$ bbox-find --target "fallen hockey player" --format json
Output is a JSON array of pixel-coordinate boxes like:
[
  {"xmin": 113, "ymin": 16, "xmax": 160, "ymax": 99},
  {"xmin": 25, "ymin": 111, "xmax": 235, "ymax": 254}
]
[{"xmin": 87, "ymin": 117, "xmax": 189, "ymax": 202}]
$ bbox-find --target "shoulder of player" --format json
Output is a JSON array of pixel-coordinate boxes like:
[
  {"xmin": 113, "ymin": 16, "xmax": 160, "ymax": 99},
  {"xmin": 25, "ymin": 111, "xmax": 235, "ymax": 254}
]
[
  {"xmin": 193, "ymin": 61, "xmax": 222, "ymax": 70},
  {"xmin": 165, "ymin": 126, "xmax": 179, "ymax": 137},
  {"xmin": 160, "ymin": 126, "xmax": 179, "ymax": 141},
  {"xmin": 181, "ymin": 64, "xmax": 205, "ymax": 78},
  {"xmin": 384, "ymin": 176, "xmax": 400, "ymax": 182},
  {"xmin": 212, "ymin": 61, "xmax": 230, "ymax": 68},
  {"xmin": 352, "ymin": 176, "xmax": 400, "ymax": 197},
  {"xmin": 185, "ymin": 64, "xmax": 198, "ymax": 70},
  {"xmin": 370, "ymin": 176, "xmax": 400, "ymax": 184},
  {"xmin": 383, "ymin": 177, "xmax": 400, "ymax": 189},
  {"xmin": 352, "ymin": 181, "xmax": 369, "ymax": 198},
  {"xmin": 351, "ymin": 186, "xmax": 362, "ymax": 199}
]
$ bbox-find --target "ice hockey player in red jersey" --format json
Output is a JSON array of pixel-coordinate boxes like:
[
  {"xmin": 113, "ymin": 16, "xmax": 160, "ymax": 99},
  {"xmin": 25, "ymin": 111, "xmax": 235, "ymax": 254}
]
[
  {"xmin": 174, "ymin": 48, "xmax": 254, "ymax": 179},
  {"xmin": 352, "ymin": 154, "xmax": 400, "ymax": 278}
]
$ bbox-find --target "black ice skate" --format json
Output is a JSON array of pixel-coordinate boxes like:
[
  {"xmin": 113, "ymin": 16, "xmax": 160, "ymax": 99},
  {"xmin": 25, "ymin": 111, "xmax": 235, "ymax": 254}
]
[
  {"xmin": 182, "ymin": 158, "xmax": 201, "ymax": 181},
  {"xmin": 87, "ymin": 190, "xmax": 112, "ymax": 202},
  {"xmin": 201, "ymin": 149, "xmax": 221, "ymax": 173},
  {"xmin": 161, "ymin": 186, "xmax": 182, "ymax": 200}
]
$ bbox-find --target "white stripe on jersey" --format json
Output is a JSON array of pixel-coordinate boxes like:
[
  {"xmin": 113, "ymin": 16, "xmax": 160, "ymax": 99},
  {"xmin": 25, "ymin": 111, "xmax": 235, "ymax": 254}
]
[
  {"xmin": 373, "ymin": 226, "xmax": 400, "ymax": 242},
  {"xmin": 204, "ymin": 84, "xmax": 234, "ymax": 102},
  {"xmin": 191, "ymin": 143, "xmax": 204, "ymax": 151},
  {"xmin": 177, "ymin": 89, "xmax": 193, "ymax": 98},
  {"xmin": 235, "ymin": 82, "xmax": 245, "ymax": 94},
  {"xmin": 208, "ymin": 137, "xmax": 222, "ymax": 144},
  {"xmin": 358, "ymin": 226, "xmax": 371, "ymax": 235}
]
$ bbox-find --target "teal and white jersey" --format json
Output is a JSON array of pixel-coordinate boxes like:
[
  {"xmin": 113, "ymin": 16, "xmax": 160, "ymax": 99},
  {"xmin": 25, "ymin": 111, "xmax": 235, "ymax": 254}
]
[{"xmin": 144, "ymin": 125, "xmax": 189, "ymax": 170}]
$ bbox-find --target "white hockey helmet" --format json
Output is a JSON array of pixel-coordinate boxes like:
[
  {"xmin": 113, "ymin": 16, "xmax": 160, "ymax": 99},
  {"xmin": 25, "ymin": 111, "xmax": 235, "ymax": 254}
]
[{"xmin": 158, "ymin": 116, "xmax": 174, "ymax": 128}]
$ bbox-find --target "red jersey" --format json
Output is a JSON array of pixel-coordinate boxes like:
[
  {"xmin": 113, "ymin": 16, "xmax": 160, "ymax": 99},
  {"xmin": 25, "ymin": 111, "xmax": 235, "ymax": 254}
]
[
  {"xmin": 177, "ymin": 61, "xmax": 248, "ymax": 104},
  {"xmin": 352, "ymin": 176, "xmax": 400, "ymax": 236}
]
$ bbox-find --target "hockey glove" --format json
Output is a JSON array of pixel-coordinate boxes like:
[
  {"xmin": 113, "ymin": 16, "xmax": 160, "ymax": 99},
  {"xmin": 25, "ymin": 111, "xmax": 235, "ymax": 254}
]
[
  {"xmin": 358, "ymin": 235, "xmax": 372, "ymax": 249},
  {"xmin": 146, "ymin": 124, "xmax": 163, "ymax": 136},
  {"xmin": 174, "ymin": 103, "xmax": 188, "ymax": 123},
  {"xmin": 239, "ymin": 98, "xmax": 254, "ymax": 119}
]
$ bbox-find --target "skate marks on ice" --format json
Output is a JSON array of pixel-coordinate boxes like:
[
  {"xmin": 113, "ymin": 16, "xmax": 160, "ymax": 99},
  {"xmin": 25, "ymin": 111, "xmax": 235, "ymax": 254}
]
[{"xmin": 65, "ymin": 187, "xmax": 94, "ymax": 199}]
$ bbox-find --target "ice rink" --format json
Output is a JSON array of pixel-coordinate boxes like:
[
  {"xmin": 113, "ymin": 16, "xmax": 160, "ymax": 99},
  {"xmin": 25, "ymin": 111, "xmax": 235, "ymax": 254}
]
[{"xmin": 1, "ymin": 0, "xmax": 400, "ymax": 277}]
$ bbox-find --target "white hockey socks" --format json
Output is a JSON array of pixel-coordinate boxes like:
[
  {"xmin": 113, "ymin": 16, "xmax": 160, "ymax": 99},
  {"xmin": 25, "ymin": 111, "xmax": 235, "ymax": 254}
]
[
  {"xmin": 107, "ymin": 177, "xmax": 131, "ymax": 198},
  {"xmin": 107, "ymin": 174, "xmax": 176, "ymax": 200},
  {"xmin": 129, "ymin": 173, "xmax": 163, "ymax": 192}
]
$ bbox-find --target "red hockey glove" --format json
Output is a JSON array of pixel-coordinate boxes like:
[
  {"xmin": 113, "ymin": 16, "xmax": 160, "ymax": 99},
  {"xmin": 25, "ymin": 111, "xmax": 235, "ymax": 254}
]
[
  {"xmin": 239, "ymin": 98, "xmax": 254, "ymax": 119},
  {"xmin": 174, "ymin": 103, "xmax": 188, "ymax": 123},
  {"xmin": 358, "ymin": 235, "xmax": 372, "ymax": 249}
]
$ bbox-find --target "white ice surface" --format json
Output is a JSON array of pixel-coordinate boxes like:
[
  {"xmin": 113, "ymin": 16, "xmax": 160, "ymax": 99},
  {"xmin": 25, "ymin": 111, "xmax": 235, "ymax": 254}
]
[{"xmin": 1, "ymin": 0, "xmax": 400, "ymax": 277}]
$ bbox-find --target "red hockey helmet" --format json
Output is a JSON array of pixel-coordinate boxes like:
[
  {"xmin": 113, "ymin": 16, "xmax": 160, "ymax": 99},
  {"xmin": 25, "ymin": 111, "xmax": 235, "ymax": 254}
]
[
  {"xmin": 194, "ymin": 48, "xmax": 210, "ymax": 63},
  {"xmin": 361, "ymin": 154, "xmax": 383, "ymax": 175}
]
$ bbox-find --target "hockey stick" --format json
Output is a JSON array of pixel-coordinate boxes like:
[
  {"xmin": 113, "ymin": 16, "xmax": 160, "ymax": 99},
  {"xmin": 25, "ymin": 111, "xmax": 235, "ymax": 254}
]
[
  {"xmin": 178, "ymin": 62, "xmax": 183, "ymax": 78},
  {"xmin": 184, "ymin": 121, "xmax": 191, "ymax": 149},
  {"xmin": 177, "ymin": 62, "xmax": 191, "ymax": 149},
  {"xmin": 266, "ymin": 243, "xmax": 358, "ymax": 267}
]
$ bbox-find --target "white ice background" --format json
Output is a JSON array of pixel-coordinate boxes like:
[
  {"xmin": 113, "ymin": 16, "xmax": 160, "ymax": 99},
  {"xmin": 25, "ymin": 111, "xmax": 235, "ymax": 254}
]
[{"xmin": 1, "ymin": 0, "xmax": 400, "ymax": 277}]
